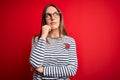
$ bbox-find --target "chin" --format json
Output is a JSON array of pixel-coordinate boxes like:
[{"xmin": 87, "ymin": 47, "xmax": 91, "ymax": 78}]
[{"xmin": 51, "ymin": 25, "xmax": 59, "ymax": 30}]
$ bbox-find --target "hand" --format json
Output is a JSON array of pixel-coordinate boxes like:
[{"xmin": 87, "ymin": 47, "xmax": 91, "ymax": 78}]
[
  {"xmin": 36, "ymin": 66, "xmax": 44, "ymax": 73},
  {"xmin": 40, "ymin": 25, "xmax": 51, "ymax": 39}
]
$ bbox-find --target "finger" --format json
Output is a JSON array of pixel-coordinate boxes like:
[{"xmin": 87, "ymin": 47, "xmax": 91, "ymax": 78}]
[{"xmin": 49, "ymin": 28, "xmax": 51, "ymax": 32}]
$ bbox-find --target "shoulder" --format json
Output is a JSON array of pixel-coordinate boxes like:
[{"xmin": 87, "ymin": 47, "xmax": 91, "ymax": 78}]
[{"xmin": 63, "ymin": 35, "xmax": 76, "ymax": 43}]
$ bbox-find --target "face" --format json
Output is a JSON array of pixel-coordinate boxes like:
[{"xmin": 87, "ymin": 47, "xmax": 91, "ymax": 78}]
[{"xmin": 45, "ymin": 6, "xmax": 60, "ymax": 30}]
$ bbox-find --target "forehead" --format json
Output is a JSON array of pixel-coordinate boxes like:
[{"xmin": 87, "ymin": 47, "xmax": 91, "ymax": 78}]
[{"xmin": 46, "ymin": 6, "xmax": 58, "ymax": 13}]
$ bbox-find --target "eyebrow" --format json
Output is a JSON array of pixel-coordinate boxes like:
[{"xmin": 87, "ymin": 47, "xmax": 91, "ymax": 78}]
[{"xmin": 46, "ymin": 11, "xmax": 59, "ymax": 14}]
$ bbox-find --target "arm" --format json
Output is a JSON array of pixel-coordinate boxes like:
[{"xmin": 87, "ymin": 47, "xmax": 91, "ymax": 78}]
[
  {"xmin": 29, "ymin": 37, "xmax": 46, "ymax": 68},
  {"xmin": 30, "ymin": 25, "xmax": 51, "ymax": 69},
  {"xmin": 43, "ymin": 38, "xmax": 78, "ymax": 77}
]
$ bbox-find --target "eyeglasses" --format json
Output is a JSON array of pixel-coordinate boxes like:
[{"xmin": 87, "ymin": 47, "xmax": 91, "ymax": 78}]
[{"xmin": 45, "ymin": 12, "xmax": 60, "ymax": 20}]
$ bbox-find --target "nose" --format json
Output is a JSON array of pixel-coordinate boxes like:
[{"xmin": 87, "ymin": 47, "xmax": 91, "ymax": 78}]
[{"xmin": 51, "ymin": 14, "xmax": 55, "ymax": 20}]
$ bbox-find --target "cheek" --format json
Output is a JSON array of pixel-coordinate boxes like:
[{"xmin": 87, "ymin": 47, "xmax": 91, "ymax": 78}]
[
  {"xmin": 55, "ymin": 19, "xmax": 60, "ymax": 27},
  {"xmin": 46, "ymin": 20, "xmax": 51, "ymax": 25},
  {"xmin": 57, "ymin": 18, "xmax": 60, "ymax": 25},
  {"xmin": 57, "ymin": 21, "xmax": 60, "ymax": 26}
]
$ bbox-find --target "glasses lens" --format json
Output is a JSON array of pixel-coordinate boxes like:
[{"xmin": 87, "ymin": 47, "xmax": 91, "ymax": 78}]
[
  {"xmin": 45, "ymin": 13, "xmax": 51, "ymax": 19},
  {"xmin": 53, "ymin": 12, "xmax": 60, "ymax": 18},
  {"xmin": 45, "ymin": 12, "xmax": 60, "ymax": 19}
]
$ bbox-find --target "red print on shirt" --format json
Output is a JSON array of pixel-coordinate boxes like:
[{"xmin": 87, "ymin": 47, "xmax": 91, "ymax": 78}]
[{"xmin": 64, "ymin": 43, "xmax": 70, "ymax": 49}]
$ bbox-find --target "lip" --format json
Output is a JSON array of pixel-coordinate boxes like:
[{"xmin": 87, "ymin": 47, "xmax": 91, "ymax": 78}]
[{"xmin": 50, "ymin": 22, "xmax": 57, "ymax": 25}]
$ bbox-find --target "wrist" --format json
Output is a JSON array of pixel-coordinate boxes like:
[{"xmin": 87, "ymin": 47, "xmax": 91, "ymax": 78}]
[
  {"xmin": 40, "ymin": 36, "xmax": 47, "ymax": 40},
  {"xmin": 40, "ymin": 33, "xmax": 48, "ymax": 39}
]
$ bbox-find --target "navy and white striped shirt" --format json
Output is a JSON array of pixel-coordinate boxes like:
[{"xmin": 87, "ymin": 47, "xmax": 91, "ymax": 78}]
[{"xmin": 30, "ymin": 35, "xmax": 78, "ymax": 80}]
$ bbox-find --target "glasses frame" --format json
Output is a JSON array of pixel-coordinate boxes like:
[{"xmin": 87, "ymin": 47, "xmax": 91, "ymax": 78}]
[{"xmin": 45, "ymin": 12, "xmax": 61, "ymax": 20}]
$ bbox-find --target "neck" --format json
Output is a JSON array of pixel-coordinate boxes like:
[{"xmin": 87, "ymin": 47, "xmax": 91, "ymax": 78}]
[{"xmin": 48, "ymin": 29, "xmax": 60, "ymax": 38}]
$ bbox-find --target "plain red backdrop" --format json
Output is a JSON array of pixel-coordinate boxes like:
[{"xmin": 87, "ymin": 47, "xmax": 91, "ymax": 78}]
[{"xmin": 0, "ymin": 0, "xmax": 120, "ymax": 80}]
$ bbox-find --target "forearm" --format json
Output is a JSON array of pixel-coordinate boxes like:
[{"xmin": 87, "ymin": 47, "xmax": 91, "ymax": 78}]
[{"xmin": 43, "ymin": 65, "xmax": 77, "ymax": 77}]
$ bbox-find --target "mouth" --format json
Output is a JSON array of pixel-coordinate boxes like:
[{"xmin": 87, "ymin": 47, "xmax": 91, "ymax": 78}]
[{"xmin": 50, "ymin": 22, "xmax": 57, "ymax": 25}]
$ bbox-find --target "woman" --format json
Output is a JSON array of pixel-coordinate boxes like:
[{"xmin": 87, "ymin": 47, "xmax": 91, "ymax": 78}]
[{"xmin": 30, "ymin": 4, "xmax": 78, "ymax": 80}]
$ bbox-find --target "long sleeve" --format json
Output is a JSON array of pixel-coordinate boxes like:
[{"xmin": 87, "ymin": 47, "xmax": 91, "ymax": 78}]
[
  {"xmin": 43, "ymin": 38, "xmax": 78, "ymax": 77},
  {"xmin": 29, "ymin": 37, "xmax": 46, "ymax": 68}
]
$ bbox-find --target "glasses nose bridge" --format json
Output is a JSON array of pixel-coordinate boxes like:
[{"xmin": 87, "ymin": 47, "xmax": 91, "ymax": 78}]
[{"xmin": 50, "ymin": 13, "xmax": 55, "ymax": 19}]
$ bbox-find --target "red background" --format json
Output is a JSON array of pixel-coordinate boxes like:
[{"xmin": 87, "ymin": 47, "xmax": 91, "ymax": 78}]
[{"xmin": 0, "ymin": 0, "xmax": 120, "ymax": 80}]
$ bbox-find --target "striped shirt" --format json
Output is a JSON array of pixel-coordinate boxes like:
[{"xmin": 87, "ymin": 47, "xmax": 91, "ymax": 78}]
[{"xmin": 30, "ymin": 35, "xmax": 78, "ymax": 80}]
